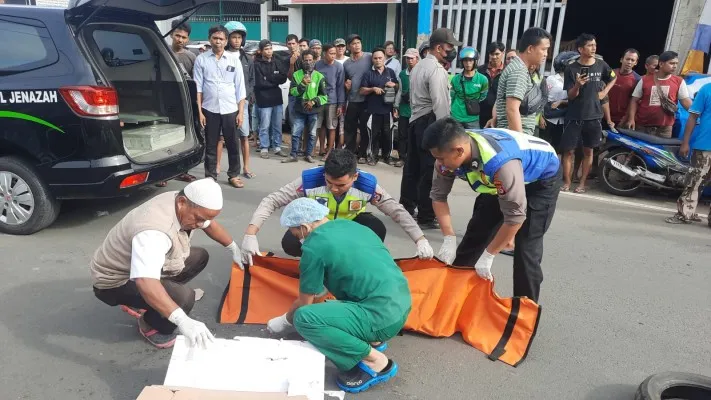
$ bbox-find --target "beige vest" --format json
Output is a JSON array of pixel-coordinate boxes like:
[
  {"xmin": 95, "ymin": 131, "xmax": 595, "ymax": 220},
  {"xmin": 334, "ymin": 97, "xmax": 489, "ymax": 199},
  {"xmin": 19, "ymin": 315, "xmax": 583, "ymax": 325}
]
[{"xmin": 90, "ymin": 191, "xmax": 192, "ymax": 289}]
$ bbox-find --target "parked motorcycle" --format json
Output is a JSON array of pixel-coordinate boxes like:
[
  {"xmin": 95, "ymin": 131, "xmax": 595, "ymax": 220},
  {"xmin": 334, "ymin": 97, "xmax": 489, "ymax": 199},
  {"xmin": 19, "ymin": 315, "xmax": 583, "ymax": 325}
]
[{"xmin": 597, "ymin": 128, "xmax": 704, "ymax": 197}]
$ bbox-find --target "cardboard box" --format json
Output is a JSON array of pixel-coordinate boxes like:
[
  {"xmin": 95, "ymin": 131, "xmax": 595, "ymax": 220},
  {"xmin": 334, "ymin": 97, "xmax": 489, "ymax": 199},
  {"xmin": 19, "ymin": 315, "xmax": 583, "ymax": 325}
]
[
  {"xmin": 161, "ymin": 337, "xmax": 326, "ymax": 400},
  {"xmin": 136, "ymin": 385, "xmax": 309, "ymax": 400}
]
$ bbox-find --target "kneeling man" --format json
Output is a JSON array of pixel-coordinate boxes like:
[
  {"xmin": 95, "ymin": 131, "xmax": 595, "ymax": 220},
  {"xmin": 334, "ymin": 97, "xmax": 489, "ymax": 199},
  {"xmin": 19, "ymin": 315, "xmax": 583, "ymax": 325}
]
[
  {"xmin": 90, "ymin": 179, "xmax": 243, "ymax": 348},
  {"xmin": 267, "ymin": 197, "xmax": 410, "ymax": 393},
  {"xmin": 241, "ymin": 148, "xmax": 432, "ymax": 263}
]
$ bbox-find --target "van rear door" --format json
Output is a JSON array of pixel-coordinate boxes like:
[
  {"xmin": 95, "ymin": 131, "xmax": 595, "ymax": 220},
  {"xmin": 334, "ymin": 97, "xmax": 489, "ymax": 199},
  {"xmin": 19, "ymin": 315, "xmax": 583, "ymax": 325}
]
[{"xmin": 66, "ymin": 0, "xmax": 265, "ymax": 22}]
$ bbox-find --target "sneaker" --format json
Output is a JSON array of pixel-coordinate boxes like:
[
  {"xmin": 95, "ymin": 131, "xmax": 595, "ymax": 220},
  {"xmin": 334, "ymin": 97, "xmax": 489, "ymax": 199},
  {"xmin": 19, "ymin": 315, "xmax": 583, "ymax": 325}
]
[
  {"xmin": 418, "ymin": 219, "xmax": 440, "ymax": 230},
  {"xmin": 138, "ymin": 316, "xmax": 177, "ymax": 349},
  {"xmin": 274, "ymin": 149, "xmax": 288, "ymax": 157},
  {"xmin": 305, "ymin": 156, "xmax": 315, "ymax": 163},
  {"xmin": 260, "ymin": 149, "xmax": 270, "ymax": 159},
  {"xmin": 282, "ymin": 156, "xmax": 298, "ymax": 163},
  {"xmin": 336, "ymin": 360, "xmax": 398, "ymax": 393}
]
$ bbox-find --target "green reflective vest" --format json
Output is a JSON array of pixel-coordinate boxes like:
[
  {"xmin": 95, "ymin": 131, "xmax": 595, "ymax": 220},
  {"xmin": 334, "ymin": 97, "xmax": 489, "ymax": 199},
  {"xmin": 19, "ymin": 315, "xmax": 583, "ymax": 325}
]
[
  {"xmin": 290, "ymin": 69, "xmax": 328, "ymax": 114},
  {"xmin": 301, "ymin": 167, "xmax": 378, "ymax": 220}
]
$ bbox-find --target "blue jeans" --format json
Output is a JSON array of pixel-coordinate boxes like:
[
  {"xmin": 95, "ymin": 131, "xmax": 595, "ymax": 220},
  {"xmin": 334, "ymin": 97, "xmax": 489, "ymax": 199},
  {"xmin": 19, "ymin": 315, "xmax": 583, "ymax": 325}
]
[
  {"xmin": 257, "ymin": 105, "xmax": 283, "ymax": 151},
  {"xmin": 291, "ymin": 112, "xmax": 318, "ymax": 157}
]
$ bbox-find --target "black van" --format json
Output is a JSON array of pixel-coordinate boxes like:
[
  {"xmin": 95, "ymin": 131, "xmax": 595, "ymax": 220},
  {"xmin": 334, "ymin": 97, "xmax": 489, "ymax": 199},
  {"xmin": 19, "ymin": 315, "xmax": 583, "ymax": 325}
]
[{"xmin": 0, "ymin": 0, "xmax": 249, "ymax": 235}]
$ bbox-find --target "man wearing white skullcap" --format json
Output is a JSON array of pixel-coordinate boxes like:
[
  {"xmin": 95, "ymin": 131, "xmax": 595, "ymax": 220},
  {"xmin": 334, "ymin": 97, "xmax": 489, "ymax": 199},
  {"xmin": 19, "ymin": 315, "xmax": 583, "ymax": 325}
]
[{"xmin": 90, "ymin": 179, "xmax": 243, "ymax": 349}]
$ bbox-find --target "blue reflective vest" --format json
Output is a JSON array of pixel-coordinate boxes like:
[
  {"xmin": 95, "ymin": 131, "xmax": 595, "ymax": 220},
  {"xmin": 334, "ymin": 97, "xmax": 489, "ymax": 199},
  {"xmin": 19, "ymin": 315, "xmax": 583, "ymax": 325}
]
[
  {"xmin": 457, "ymin": 129, "xmax": 560, "ymax": 194},
  {"xmin": 301, "ymin": 166, "xmax": 378, "ymax": 220}
]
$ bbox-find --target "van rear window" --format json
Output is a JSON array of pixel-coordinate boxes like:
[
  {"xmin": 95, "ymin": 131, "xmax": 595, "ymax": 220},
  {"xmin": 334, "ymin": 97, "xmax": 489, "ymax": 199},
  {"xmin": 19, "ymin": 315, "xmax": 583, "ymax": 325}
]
[
  {"xmin": 92, "ymin": 30, "xmax": 152, "ymax": 67},
  {"xmin": 0, "ymin": 19, "xmax": 57, "ymax": 75}
]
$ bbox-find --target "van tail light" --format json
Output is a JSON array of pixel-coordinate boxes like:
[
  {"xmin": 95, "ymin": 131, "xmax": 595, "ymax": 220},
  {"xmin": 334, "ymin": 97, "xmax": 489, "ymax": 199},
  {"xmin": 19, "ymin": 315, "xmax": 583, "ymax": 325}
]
[
  {"xmin": 120, "ymin": 172, "xmax": 149, "ymax": 189},
  {"xmin": 59, "ymin": 86, "xmax": 119, "ymax": 117}
]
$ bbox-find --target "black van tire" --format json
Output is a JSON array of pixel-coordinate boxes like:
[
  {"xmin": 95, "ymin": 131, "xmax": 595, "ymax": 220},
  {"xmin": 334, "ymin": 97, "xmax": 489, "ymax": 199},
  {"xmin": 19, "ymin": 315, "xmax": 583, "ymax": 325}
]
[
  {"xmin": 635, "ymin": 372, "xmax": 711, "ymax": 400},
  {"xmin": 0, "ymin": 156, "xmax": 61, "ymax": 235}
]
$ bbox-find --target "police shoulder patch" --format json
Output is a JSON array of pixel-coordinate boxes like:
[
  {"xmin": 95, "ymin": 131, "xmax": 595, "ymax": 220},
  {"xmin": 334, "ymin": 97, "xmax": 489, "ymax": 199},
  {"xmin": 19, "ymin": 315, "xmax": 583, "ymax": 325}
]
[
  {"xmin": 494, "ymin": 179, "xmax": 507, "ymax": 196},
  {"xmin": 371, "ymin": 191, "xmax": 383, "ymax": 204}
]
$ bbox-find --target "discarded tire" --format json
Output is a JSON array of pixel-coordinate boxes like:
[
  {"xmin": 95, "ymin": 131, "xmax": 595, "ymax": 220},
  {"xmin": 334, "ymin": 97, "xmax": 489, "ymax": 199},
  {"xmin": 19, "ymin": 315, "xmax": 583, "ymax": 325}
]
[{"xmin": 635, "ymin": 372, "xmax": 711, "ymax": 400}]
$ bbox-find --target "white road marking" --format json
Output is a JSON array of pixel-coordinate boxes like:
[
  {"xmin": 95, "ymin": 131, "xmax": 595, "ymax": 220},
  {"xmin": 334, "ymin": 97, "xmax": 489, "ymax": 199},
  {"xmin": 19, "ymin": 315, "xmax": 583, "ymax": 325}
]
[{"xmin": 559, "ymin": 191, "xmax": 709, "ymax": 218}]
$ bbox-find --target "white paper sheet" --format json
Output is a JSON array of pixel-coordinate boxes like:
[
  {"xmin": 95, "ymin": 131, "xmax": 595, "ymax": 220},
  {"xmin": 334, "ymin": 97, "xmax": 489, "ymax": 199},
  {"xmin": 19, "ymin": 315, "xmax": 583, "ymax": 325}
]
[{"xmin": 164, "ymin": 336, "xmax": 325, "ymax": 400}]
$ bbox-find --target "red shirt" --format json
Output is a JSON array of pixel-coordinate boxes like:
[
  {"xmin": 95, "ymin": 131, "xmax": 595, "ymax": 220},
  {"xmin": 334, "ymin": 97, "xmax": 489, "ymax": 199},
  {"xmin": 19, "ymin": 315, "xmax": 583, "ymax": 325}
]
[
  {"xmin": 635, "ymin": 74, "xmax": 683, "ymax": 127},
  {"xmin": 607, "ymin": 68, "xmax": 640, "ymax": 123}
]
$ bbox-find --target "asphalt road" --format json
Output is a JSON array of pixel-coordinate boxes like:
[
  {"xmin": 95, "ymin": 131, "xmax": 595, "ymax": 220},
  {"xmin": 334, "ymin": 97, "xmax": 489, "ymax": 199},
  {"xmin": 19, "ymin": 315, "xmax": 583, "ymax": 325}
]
[{"xmin": 1, "ymin": 155, "xmax": 710, "ymax": 400}]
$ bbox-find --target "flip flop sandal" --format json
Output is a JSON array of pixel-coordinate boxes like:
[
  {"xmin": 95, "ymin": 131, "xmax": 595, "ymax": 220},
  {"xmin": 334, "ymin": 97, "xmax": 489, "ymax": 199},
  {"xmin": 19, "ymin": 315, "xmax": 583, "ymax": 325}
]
[
  {"xmin": 243, "ymin": 172, "xmax": 256, "ymax": 179},
  {"xmin": 120, "ymin": 305, "xmax": 146, "ymax": 319},
  {"xmin": 372, "ymin": 342, "xmax": 388, "ymax": 352},
  {"xmin": 228, "ymin": 177, "xmax": 245, "ymax": 188},
  {"xmin": 154, "ymin": 181, "xmax": 168, "ymax": 188},
  {"xmin": 574, "ymin": 187, "xmax": 587, "ymax": 194},
  {"xmin": 138, "ymin": 324, "xmax": 177, "ymax": 349},
  {"xmin": 357, "ymin": 158, "xmax": 367, "ymax": 164},
  {"xmin": 336, "ymin": 359, "xmax": 398, "ymax": 393},
  {"xmin": 176, "ymin": 173, "xmax": 197, "ymax": 183},
  {"xmin": 500, "ymin": 249, "xmax": 515, "ymax": 257},
  {"xmin": 665, "ymin": 215, "xmax": 692, "ymax": 224},
  {"xmin": 560, "ymin": 185, "xmax": 570, "ymax": 192}
]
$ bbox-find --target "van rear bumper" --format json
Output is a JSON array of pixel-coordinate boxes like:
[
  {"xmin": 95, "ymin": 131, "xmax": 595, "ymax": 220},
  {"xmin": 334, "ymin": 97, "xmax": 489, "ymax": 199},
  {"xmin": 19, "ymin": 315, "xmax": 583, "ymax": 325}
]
[{"xmin": 48, "ymin": 147, "xmax": 204, "ymax": 199}]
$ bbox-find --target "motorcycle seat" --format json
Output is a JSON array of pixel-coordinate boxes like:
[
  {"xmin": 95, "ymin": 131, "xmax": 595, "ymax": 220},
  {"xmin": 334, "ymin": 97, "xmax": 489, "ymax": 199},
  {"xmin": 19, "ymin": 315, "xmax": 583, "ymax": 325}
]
[{"xmin": 616, "ymin": 128, "xmax": 683, "ymax": 146}]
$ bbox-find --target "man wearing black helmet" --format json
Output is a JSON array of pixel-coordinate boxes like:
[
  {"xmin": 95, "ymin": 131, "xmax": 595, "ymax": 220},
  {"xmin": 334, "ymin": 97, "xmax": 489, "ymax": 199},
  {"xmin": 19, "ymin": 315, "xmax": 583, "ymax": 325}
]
[{"xmin": 400, "ymin": 28, "xmax": 461, "ymax": 230}]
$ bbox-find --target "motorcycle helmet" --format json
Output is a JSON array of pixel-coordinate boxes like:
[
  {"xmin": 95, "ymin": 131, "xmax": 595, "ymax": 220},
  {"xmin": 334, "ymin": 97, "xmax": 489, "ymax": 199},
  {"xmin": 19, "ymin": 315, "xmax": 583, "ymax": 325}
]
[
  {"xmin": 224, "ymin": 21, "xmax": 247, "ymax": 39},
  {"xmin": 419, "ymin": 41, "xmax": 430, "ymax": 58},
  {"xmin": 459, "ymin": 46, "xmax": 479, "ymax": 61},
  {"xmin": 553, "ymin": 51, "xmax": 578, "ymax": 73}
]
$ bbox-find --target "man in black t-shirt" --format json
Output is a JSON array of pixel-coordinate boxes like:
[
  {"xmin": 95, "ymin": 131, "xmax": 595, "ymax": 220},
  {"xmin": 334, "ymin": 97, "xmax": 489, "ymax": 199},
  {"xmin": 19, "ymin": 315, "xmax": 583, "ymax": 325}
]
[{"xmin": 561, "ymin": 33, "xmax": 616, "ymax": 193}]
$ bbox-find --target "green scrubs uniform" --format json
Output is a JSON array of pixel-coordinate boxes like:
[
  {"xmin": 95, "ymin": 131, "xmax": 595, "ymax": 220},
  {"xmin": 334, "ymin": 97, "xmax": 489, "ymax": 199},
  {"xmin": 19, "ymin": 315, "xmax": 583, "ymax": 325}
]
[{"xmin": 292, "ymin": 220, "xmax": 412, "ymax": 371}]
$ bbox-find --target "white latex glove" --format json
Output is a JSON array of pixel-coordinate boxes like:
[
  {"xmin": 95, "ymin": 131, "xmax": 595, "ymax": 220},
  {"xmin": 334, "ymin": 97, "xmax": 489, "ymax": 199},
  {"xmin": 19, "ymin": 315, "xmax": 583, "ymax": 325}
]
[
  {"xmin": 169, "ymin": 308, "xmax": 215, "ymax": 349},
  {"xmin": 241, "ymin": 234, "xmax": 260, "ymax": 266},
  {"xmin": 226, "ymin": 241, "xmax": 244, "ymax": 270},
  {"xmin": 416, "ymin": 238, "xmax": 434, "ymax": 259},
  {"xmin": 438, "ymin": 235, "xmax": 457, "ymax": 265},
  {"xmin": 475, "ymin": 250, "xmax": 495, "ymax": 281},
  {"xmin": 267, "ymin": 313, "xmax": 293, "ymax": 335}
]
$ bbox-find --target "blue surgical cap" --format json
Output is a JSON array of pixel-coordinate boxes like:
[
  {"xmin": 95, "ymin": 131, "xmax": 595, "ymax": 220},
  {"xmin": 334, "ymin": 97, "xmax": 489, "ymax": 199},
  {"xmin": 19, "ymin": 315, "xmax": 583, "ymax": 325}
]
[{"xmin": 280, "ymin": 197, "xmax": 330, "ymax": 228}]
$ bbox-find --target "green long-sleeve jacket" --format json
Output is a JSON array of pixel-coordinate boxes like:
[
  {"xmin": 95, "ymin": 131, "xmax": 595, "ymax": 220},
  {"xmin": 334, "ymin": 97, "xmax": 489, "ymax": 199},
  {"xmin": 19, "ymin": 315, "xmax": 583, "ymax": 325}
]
[
  {"xmin": 450, "ymin": 71, "xmax": 489, "ymax": 124},
  {"xmin": 290, "ymin": 69, "xmax": 328, "ymax": 115}
]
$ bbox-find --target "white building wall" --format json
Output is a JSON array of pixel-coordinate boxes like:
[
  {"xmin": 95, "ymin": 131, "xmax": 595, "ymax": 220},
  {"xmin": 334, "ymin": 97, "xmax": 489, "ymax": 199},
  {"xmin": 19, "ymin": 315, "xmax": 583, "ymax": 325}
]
[{"xmin": 668, "ymin": 0, "xmax": 706, "ymax": 65}]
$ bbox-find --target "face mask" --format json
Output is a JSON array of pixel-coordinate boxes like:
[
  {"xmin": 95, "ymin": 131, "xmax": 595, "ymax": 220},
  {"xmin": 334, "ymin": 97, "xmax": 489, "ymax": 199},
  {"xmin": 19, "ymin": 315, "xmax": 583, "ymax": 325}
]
[
  {"xmin": 303, "ymin": 62, "xmax": 314, "ymax": 73},
  {"xmin": 299, "ymin": 226, "xmax": 307, "ymax": 244},
  {"xmin": 444, "ymin": 48, "xmax": 457, "ymax": 63}
]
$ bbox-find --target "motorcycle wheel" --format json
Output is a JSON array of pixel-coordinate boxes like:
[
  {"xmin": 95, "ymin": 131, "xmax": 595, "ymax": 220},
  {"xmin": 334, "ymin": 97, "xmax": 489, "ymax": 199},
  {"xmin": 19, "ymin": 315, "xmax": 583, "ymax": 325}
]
[{"xmin": 598, "ymin": 148, "xmax": 646, "ymax": 197}]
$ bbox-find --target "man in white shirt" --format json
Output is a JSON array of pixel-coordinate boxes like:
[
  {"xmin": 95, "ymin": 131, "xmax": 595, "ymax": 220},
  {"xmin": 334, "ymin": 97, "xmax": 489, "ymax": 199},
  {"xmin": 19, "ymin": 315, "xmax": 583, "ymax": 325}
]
[
  {"xmin": 91, "ymin": 179, "xmax": 243, "ymax": 349},
  {"xmin": 543, "ymin": 51, "xmax": 576, "ymax": 153},
  {"xmin": 194, "ymin": 25, "xmax": 247, "ymax": 188}
]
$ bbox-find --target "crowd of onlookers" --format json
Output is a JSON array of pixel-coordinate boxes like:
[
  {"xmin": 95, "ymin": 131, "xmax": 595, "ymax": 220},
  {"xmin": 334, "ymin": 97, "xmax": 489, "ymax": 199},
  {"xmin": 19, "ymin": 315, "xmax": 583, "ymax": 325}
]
[{"xmin": 164, "ymin": 19, "xmax": 694, "ymax": 200}]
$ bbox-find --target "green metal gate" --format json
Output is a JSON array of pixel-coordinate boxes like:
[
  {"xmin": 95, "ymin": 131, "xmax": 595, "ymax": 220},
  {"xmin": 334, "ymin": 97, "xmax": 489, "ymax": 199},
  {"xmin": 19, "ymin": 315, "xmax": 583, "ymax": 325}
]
[{"xmin": 303, "ymin": 4, "xmax": 387, "ymax": 51}]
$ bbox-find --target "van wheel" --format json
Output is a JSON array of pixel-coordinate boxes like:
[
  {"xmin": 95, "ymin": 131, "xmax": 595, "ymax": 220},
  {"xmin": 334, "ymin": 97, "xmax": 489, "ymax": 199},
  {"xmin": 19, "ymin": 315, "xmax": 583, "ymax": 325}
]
[{"xmin": 0, "ymin": 156, "xmax": 61, "ymax": 235}]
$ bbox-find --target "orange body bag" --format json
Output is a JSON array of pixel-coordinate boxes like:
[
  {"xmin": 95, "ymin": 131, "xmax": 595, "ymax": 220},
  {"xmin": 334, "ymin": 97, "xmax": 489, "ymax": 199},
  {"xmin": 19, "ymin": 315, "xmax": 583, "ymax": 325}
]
[{"xmin": 218, "ymin": 255, "xmax": 541, "ymax": 367}]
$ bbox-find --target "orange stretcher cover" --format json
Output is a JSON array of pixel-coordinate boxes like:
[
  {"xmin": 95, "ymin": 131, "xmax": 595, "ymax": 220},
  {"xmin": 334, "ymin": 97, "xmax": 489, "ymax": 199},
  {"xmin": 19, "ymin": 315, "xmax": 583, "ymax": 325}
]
[{"xmin": 218, "ymin": 255, "xmax": 542, "ymax": 367}]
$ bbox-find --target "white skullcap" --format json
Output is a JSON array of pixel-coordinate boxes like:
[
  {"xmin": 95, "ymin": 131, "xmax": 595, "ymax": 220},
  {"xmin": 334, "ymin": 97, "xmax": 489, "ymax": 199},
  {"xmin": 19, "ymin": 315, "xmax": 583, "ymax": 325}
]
[{"xmin": 183, "ymin": 178, "xmax": 223, "ymax": 210}]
